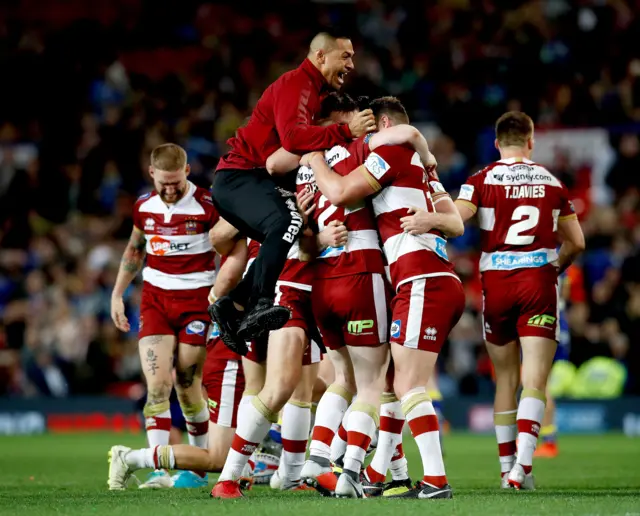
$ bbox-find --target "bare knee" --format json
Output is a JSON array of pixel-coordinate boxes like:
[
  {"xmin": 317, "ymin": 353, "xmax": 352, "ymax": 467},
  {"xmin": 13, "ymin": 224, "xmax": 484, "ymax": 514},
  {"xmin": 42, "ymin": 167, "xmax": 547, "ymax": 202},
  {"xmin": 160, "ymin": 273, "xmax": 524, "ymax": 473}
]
[{"xmin": 146, "ymin": 381, "xmax": 172, "ymax": 405}]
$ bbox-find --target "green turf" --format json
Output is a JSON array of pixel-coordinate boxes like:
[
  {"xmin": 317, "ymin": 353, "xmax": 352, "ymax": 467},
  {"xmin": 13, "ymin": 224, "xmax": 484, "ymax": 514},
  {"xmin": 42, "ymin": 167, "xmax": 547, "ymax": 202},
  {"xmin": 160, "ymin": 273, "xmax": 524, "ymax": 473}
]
[{"xmin": 0, "ymin": 433, "xmax": 638, "ymax": 515}]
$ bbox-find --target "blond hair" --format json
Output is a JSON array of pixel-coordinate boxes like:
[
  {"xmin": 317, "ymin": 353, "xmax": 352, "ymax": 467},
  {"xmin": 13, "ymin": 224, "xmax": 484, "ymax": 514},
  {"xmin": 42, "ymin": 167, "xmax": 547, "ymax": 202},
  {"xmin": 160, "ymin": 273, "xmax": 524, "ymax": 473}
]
[{"xmin": 150, "ymin": 143, "xmax": 187, "ymax": 171}]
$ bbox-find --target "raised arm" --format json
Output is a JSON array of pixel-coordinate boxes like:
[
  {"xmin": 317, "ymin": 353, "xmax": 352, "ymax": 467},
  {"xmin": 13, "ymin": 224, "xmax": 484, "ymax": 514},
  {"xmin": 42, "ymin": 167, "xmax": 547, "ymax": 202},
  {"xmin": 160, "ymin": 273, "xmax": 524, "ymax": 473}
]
[
  {"xmin": 111, "ymin": 227, "xmax": 146, "ymax": 332},
  {"xmin": 369, "ymin": 125, "xmax": 435, "ymax": 168},
  {"xmin": 306, "ymin": 152, "xmax": 375, "ymax": 206}
]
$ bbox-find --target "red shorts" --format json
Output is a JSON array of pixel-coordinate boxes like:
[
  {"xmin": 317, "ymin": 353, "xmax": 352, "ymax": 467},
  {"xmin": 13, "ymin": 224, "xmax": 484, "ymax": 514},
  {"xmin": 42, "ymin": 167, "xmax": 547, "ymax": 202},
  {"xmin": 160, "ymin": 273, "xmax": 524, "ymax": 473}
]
[
  {"xmin": 139, "ymin": 283, "xmax": 210, "ymax": 346},
  {"xmin": 482, "ymin": 271, "xmax": 559, "ymax": 345},
  {"xmin": 244, "ymin": 283, "xmax": 323, "ymax": 365},
  {"xmin": 203, "ymin": 338, "xmax": 245, "ymax": 428},
  {"xmin": 312, "ymin": 273, "xmax": 389, "ymax": 350},
  {"xmin": 390, "ymin": 276, "xmax": 465, "ymax": 353}
]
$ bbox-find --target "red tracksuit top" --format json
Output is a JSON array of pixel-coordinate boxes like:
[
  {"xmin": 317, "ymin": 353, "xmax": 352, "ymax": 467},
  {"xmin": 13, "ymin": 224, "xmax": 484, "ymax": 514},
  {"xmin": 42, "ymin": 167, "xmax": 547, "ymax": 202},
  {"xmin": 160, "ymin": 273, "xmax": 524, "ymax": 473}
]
[{"xmin": 217, "ymin": 59, "xmax": 353, "ymax": 171}]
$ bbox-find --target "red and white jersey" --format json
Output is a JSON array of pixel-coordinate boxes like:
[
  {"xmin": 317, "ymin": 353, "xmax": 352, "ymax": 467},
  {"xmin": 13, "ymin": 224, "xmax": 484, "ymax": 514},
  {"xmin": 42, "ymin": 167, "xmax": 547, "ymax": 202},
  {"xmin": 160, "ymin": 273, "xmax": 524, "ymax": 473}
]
[
  {"xmin": 300, "ymin": 135, "xmax": 385, "ymax": 279},
  {"xmin": 133, "ymin": 181, "xmax": 219, "ymax": 291},
  {"xmin": 246, "ymin": 238, "xmax": 314, "ymax": 291},
  {"xmin": 361, "ymin": 144, "xmax": 458, "ymax": 291},
  {"xmin": 456, "ymin": 157, "xmax": 577, "ymax": 276}
]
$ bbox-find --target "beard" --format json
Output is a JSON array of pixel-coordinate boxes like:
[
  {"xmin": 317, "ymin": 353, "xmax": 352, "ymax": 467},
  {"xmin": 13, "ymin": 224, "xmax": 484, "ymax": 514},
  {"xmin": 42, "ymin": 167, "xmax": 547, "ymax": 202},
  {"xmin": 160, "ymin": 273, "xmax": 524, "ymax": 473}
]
[{"xmin": 159, "ymin": 188, "xmax": 184, "ymax": 203}]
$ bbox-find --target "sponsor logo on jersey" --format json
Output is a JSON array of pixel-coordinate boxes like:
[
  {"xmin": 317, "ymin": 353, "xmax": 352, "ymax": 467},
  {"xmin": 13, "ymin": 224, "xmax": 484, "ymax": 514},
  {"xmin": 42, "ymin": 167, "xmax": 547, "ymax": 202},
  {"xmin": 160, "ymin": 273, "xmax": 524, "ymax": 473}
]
[
  {"xmin": 202, "ymin": 193, "xmax": 213, "ymax": 205},
  {"xmin": 296, "ymin": 166, "xmax": 315, "ymax": 186},
  {"xmin": 209, "ymin": 323, "xmax": 220, "ymax": 339},
  {"xmin": 325, "ymin": 145, "xmax": 351, "ymax": 168},
  {"xmin": 491, "ymin": 251, "xmax": 549, "ymax": 270},
  {"xmin": 390, "ymin": 320, "xmax": 402, "ymax": 339},
  {"xmin": 484, "ymin": 322, "xmax": 492, "ymax": 334},
  {"xmin": 208, "ymin": 398, "xmax": 218, "ymax": 409},
  {"xmin": 144, "ymin": 218, "xmax": 155, "ymax": 230},
  {"xmin": 186, "ymin": 320, "xmax": 207, "ymax": 335},
  {"xmin": 138, "ymin": 191, "xmax": 152, "ymax": 201},
  {"xmin": 458, "ymin": 184, "xmax": 474, "ymax": 201},
  {"xmin": 365, "ymin": 152, "xmax": 390, "ymax": 180},
  {"xmin": 149, "ymin": 236, "xmax": 190, "ymax": 256},
  {"xmin": 527, "ymin": 314, "xmax": 556, "ymax": 327},
  {"xmin": 319, "ymin": 244, "xmax": 345, "ymax": 258},
  {"xmin": 347, "ymin": 319, "xmax": 374, "ymax": 335},
  {"xmin": 423, "ymin": 327, "xmax": 438, "ymax": 341}
]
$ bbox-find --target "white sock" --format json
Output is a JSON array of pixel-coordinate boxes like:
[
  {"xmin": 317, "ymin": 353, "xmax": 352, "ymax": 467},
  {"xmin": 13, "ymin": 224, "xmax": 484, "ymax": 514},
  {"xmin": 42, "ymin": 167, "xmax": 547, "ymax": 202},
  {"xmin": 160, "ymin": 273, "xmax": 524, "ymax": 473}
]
[
  {"xmin": 516, "ymin": 389, "xmax": 546, "ymax": 473},
  {"xmin": 330, "ymin": 401, "xmax": 353, "ymax": 463},
  {"xmin": 125, "ymin": 445, "xmax": 174, "ymax": 470},
  {"xmin": 389, "ymin": 442, "xmax": 408, "ymax": 480},
  {"xmin": 280, "ymin": 402, "xmax": 311, "ymax": 482},
  {"xmin": 494, "ymin": 409, "xmax": 517, "ymax": 476},
  {"xmin": 145, "ymin": 409, "xmax": 171, "ymax": 448},
  {"xmin": 342, "ymin": 403, "xmax": 377, "ymax": 475},
  {"xmin": 366, "ymin": 398, "xmax": 404, "ymax": 483},
  {"xmin": 183, "ymin": 402, "xmax": 209, "ymax": 449},
  {"xmin": 308, "ymin": 385, "xmax": 352, "ymax": 461},
  {"xmin": 219, "ymin": 396, "xmax": 275, "ymax": 482}
]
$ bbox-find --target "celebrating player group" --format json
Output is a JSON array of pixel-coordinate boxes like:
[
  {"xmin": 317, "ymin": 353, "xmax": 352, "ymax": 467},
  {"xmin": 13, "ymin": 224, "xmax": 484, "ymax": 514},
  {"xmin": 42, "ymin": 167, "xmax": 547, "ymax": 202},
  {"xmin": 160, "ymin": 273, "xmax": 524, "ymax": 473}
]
[{"xmin": 107, "ymin": 29, "xmax": 586, "ymax": 500}]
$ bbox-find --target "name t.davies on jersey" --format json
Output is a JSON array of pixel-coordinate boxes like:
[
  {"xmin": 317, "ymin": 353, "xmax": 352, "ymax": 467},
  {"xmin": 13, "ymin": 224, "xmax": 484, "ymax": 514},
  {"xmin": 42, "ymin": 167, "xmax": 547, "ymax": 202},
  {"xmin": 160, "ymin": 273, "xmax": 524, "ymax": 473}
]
[{"xmin": 504, "ymin": 185, "xmax": 546, "ymax": 199}]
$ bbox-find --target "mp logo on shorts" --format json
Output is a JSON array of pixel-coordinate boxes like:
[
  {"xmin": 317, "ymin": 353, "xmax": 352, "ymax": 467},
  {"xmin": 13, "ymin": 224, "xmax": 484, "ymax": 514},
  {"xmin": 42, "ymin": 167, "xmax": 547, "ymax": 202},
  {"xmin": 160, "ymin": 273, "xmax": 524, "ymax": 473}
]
[
  {"xmin": 527, "ymin": 314, "xmax": 556, "ymax": 327},
  {"xmin": 390, "ymin": 320, "xmax": 402, "ymax": 339},
  {"xmin": 282, "ymin": 198, "xmax": 304, "ymax": 243},
  {"xmin": 186, "ymin": 320, "xmax": 207, "ymax": 335},
  {"xmin": 423, "ymin": 327, "xmax": 438, "ymax": 341},
  {"xmin": 347, "ymin": 319, "xmax": 374, "ymax": 335}
]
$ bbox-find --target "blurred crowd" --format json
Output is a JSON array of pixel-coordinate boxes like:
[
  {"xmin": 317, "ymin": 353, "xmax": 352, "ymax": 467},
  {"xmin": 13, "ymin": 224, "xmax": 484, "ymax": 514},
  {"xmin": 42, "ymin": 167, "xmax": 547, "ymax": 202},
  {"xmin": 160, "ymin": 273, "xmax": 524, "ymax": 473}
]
[{"xmin": 0, "ymin": 0, "xmax": 638, "ymax": 397}]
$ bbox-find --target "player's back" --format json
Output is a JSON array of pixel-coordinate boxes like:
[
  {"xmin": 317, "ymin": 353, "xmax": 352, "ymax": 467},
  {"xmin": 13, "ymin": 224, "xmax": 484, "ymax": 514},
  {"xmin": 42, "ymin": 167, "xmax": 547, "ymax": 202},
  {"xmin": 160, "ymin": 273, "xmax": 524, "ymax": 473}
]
[
  {"xmin": 459, "ymin": 158, "xmax": 575, "ymax": 279},
  {"xmin": 362, "ymin": 143, "xmax": 456, "ymax": 291}
]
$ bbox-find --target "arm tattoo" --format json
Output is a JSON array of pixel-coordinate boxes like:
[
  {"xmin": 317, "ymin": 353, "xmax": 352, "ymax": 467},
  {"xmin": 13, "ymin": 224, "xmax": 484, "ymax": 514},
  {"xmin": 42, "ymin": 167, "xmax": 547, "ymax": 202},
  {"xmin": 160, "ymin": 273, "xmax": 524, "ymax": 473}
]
[
  {"xmin": 121, "ymin": 231, "xmax": 146, "ymax": 274},
  {"xmin": 176, "ymin": 364, "xmax": 198, "ymax": 389}
]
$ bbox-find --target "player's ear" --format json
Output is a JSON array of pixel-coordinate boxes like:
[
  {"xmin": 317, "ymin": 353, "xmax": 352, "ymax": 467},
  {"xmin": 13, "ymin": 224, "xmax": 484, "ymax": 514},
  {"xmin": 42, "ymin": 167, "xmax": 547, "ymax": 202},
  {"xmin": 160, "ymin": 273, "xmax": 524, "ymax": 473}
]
[
  {"xmin": 184, "ymin": 164, "xmax": 191, "ymax": 177},
  {"xmin": 316, "ymin": 49, "xmax": 325, "ymax": 65},
  {"xmin": 494, "ymin": 139, "xmax": 500, "ymax": 151},
  {"xmin": 528, "ymin": 137, "xmax": 534, "ymax": 150},
  {"xmin": 148, "ymin": 166, "xmax": 154, "ymax": 178}
]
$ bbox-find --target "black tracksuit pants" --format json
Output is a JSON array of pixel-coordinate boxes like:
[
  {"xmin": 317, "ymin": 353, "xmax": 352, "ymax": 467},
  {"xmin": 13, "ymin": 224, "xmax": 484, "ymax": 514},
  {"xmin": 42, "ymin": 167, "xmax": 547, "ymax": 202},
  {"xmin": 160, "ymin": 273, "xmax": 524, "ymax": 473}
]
[{"xmin": 210, "ymin": 168, "xmax": 302, "ymax": 308}]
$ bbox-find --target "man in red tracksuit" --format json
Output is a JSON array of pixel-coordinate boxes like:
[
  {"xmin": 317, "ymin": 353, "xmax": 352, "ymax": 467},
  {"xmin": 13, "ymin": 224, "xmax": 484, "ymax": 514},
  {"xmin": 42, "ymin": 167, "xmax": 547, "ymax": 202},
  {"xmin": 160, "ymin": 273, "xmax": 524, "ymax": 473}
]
[{"xmin": 209, "ymin": 29, "xmax": 375, "ymax": 354}]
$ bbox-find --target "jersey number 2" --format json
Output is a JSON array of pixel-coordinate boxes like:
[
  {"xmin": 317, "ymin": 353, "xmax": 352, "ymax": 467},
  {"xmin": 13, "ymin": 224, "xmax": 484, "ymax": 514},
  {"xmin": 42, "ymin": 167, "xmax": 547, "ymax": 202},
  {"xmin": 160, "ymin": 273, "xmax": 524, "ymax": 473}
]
[{"xmin": 505, "ymin": 205, "xmax": 539, "ymax": 245}]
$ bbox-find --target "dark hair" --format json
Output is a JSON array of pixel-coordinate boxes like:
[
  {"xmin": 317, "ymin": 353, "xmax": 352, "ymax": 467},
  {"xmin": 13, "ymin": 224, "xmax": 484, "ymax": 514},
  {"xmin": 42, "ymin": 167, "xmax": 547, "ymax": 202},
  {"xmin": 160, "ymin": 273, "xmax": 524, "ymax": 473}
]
[
  {"xmin": 495, "ymin": 111, "xmax": 534, "ymax": 147},
  {"xmin": 319, "ymin": 92, "xmax": 358, "ymax": 119},
  {"xmin": 370, "ymin": 96, "xmax": 409, "ymax": 124},
  {"xmin": 356, "ymin": 96, "xmax": 371, "ymax": 111}
]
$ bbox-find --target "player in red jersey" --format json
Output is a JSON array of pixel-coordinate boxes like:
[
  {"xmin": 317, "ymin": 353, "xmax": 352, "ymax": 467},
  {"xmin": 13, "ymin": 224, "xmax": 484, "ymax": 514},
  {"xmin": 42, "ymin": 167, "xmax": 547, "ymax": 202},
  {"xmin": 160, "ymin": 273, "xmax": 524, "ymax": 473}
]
[
  {"xmin": 209, "ymin": 30, "xmax": 376, "ymax": 355},
  {"xmin": 107, "ymin": 144, "xmax": 220, "ymax": 489},
  {"xmin": 268, "ymin": 93, "xmax": 436, "ymax": 498},
  {"xmin": 454, "ymin": 112, "xmax": 585, "ymax": 490},
  {"xmin": 304, "ymin": 97, "xmax": 465, "ymax": 500},
  {"xmin": 108, "ymin": 242, "xmax": 254, "ymax": 488}
]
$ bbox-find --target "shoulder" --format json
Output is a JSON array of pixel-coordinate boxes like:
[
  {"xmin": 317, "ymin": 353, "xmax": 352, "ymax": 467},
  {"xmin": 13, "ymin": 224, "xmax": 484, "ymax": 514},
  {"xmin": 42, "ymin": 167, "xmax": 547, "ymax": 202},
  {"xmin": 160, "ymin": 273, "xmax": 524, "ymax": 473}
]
[{"xmin": 134, "ymin": 190, "xmax": 155, "ymax": 211}]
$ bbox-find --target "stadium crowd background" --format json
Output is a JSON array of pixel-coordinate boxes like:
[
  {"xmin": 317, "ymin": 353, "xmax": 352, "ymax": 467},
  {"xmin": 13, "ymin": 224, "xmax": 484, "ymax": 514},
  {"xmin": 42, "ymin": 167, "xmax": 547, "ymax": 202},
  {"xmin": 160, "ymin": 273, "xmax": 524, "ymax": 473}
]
[{"xmin": 0, "ymin": 0, "xmax": 638, "ymax": 399}]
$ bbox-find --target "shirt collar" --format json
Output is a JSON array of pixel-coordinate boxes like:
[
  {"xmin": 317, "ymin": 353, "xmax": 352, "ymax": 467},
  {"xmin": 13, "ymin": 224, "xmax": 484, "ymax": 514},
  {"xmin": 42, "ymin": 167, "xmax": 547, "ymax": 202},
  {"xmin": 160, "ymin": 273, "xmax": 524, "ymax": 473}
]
[
  {"xmin": 300, "ymin": 58, "xmax": 328, "ymax": 92},
  {"xmin": 498, "ymin": 157, "xmax": 534, "ymax": 164}
]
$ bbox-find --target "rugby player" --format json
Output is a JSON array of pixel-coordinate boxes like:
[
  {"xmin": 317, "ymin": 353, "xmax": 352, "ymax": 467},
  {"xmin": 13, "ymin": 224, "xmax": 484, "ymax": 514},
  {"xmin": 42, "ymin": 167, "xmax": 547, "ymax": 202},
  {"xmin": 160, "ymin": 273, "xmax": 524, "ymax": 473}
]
[
  {"xmin": 108, "ymin": 243, "xmax": 251, "ymax": 489},
  {"xmin": 304, "ymin": 96, "xmax": 465, "ymax": 500},
  {"xmin": 209, "ymin": 30, "xmax": 375, "ymax": 352},
  {"xmin": 454, "ymin": 111, "xmax": 585, "ymax": 490},
  {"xmin": 108, "ymin": 144, "xmax": 219, "ymax": 489}
]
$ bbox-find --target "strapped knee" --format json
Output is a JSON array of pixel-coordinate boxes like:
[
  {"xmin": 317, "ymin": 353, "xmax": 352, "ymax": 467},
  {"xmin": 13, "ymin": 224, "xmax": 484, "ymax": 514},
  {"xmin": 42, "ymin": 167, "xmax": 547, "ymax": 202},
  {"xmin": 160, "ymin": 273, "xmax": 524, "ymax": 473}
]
[{"xmin": 143, "ymin": 400, "xmax": 170, "ymax": 417}]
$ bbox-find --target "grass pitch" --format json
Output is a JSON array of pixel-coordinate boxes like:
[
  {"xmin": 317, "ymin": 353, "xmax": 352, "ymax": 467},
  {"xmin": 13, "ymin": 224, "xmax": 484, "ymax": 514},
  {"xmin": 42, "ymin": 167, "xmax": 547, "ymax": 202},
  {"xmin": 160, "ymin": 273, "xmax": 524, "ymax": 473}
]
[{"xmin": 0, "ymin": 433, "xmax": 638, "ymax": 515}]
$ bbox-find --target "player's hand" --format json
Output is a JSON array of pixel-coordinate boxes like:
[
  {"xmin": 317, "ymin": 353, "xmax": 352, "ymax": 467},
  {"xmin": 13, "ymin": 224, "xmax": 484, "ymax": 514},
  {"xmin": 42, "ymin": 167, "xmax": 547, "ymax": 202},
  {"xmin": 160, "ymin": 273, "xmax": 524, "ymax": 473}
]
[
  {"xmin": 300, "ymin": 151, "xmax": 323, "ymax": 168},
  {"xmin": 318, "ymin": 220, "xmax": 348, "ymax": 248},
  {"xmin": 348, "ymin": 109, "xmax": 377, "ymax": 138},
  {"xmin": 296, "ymin": 188, "xmax": 316, "ymax": 225},
  {"xmin": 110, "ymin": 295, "xmax": 130, "ymax": 332},
  {"xmin": 400, "ymin": 207, "xmax": 435, "ymax": 235}
]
